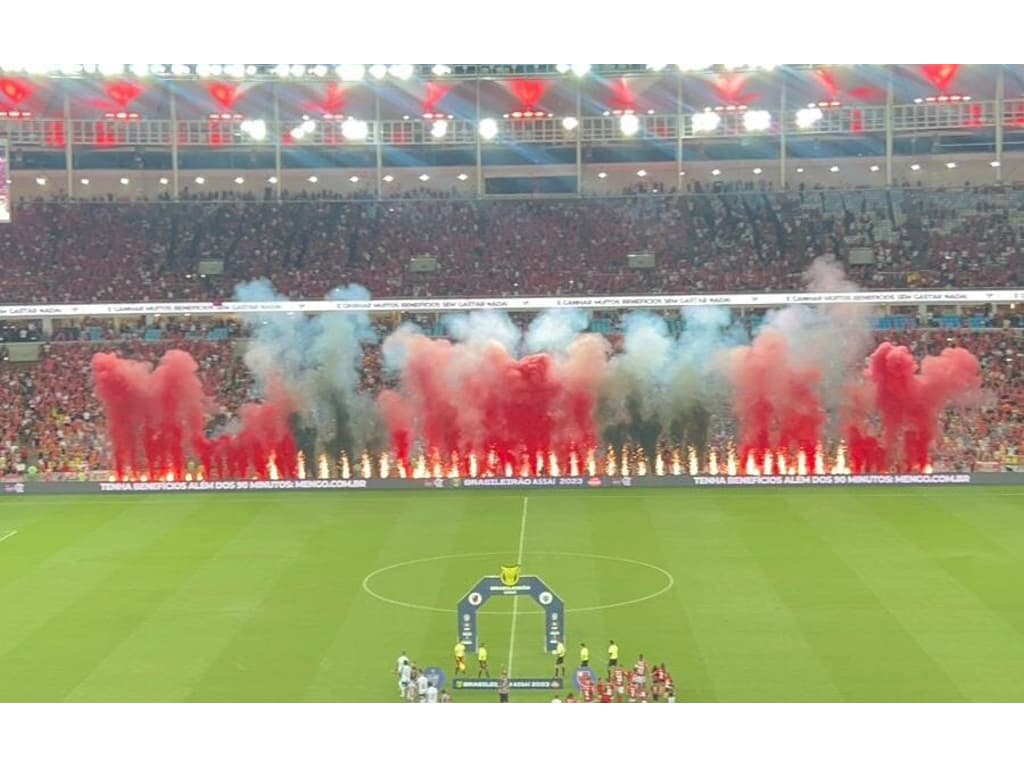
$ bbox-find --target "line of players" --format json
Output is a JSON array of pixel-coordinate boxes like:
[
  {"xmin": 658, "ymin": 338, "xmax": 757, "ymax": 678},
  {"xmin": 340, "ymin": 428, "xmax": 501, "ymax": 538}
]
[
  {"xmin": 561, "ymin": 640, "xmax": 675, "ymax": 703},
  {"xmin": 396, "ymin": 652, "xmax": 453, "ymax": 703}
]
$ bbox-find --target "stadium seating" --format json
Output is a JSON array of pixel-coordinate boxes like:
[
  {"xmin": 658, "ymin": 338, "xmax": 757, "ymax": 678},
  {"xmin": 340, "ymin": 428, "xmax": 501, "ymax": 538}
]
[{"xmin": 0, "ymin": 185, "xmax": 1021, "ymax": 304}]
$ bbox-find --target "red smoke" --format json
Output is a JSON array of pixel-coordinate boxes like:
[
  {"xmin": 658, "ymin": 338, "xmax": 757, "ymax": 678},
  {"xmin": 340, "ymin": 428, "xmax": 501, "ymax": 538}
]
[
  {"xmin": 91, "ymin": 350, "xmax": 297, "ymax": 480},
  {"xmin": 376, "ymin": 333, "xmax": 608, "ymax": 475},
  {"xmin": 727, "ymin": 329, "xmax": 825, "ymax": 467},
  {"xmin": 844, "ymin": 342, "xmax": 981, "ymax": 472}
]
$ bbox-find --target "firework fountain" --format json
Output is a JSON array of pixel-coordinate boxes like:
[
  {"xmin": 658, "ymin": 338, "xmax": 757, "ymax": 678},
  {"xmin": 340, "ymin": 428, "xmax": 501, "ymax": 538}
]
[{"xmin": 91, "ymin": 259, "xmax": 983, "ymax": 480}]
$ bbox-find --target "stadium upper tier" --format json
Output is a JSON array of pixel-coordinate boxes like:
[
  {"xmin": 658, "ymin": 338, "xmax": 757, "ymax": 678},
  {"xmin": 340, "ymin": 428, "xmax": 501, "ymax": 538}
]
[{"xmin": 0, "ymin": 186, "xmax": 1022, "ymax": 304}]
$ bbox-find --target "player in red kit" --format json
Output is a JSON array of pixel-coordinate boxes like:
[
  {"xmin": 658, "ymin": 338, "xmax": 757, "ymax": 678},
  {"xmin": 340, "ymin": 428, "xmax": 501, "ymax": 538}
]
[
  {"xmin": 598, "ymin": 678, "xmax": 613, "ymax": 703},
  {"xmin": 612, "ymin": 666, "xmax": 626, "ymax": 702},
  {"xmin": 633, "ymin": 655, "xmax": 649, "ymax": 702},
  {"xmin": 580, "ymin": 674, "xmax": 595, "ymax": 703},
  {"xmin": 651, "ymin": 663, "xmax": 666, "ymax": 702}
]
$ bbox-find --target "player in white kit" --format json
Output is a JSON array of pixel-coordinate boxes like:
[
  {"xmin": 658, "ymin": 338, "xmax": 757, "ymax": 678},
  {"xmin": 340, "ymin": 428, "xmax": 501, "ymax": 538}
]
[
  {"xmin": 426, "ymin": 681, "xmax": 439, "ymax": 703},
  {"xmin": 398, "ymin": 659, "xmax": 412, "ymax": 699},
  {"xmin": 417, "ymin": 671, "xmax": 430, "ymax": 702}
]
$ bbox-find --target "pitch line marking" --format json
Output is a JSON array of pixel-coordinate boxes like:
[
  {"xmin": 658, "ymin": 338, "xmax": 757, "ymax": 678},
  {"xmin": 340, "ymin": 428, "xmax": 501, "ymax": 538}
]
[
  {"xmin": 507, "ymin": 496, "xmax": 528, "ymax": 677},
  {"xmin": 361, "ymin": 550, "xmax": 675, "ymax": 615},
  {"xmin": 0, "ymin": 530, "xmax": 18, "ymax": 544}
]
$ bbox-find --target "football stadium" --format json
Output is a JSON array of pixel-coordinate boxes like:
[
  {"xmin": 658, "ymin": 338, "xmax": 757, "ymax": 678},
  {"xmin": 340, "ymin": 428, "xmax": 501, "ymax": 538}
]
[{"xmin": 2, "ymin": 61, "xmax": 1024, "ymax": 705}]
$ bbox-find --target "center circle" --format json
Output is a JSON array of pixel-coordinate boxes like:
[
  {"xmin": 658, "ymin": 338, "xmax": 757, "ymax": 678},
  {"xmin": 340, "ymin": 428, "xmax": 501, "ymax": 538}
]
[{"xmin": 362, "ymin": 551, "xmax": 674, "ymax": 615}]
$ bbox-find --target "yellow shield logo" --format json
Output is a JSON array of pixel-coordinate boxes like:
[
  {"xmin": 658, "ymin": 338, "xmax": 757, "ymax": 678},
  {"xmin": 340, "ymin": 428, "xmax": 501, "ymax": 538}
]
[{"xmin": 500, "ymin": 564, "xmax": 521, "ymax": 587}]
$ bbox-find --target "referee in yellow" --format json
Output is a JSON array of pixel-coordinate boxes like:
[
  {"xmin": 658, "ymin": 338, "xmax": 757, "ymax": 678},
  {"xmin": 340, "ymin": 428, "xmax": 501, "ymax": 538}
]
[
  {"xmin": 477, "ymin": 642, "xmax": 490, "ymax": 678},
  {"xmin": 454, "ymin": 639, "xmax": 466, "ymax": 677},
  {"xmin": 579, "ymin": 642, "xmax": 590, "ymax": 669},
  {"xmin": 553, "ymin": 636, "xmax": 566, "ymax": 679},
  {"xmin": 608, "ymin": 639, "xmax": 619, "ymax": 674}
]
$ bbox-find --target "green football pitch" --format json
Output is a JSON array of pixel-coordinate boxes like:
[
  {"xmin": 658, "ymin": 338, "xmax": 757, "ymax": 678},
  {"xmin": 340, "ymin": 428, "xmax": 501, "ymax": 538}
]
[{"xmin": 1, "ymin": 486, "xmax": 1024, "ymax": 702}]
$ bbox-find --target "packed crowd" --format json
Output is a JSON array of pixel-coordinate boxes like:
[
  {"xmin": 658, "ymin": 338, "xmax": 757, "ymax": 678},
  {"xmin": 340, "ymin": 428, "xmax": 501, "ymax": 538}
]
[
  {"xmin": 0, "ymin": 323, "xmax": 1020, "ymax": 478},
  {"xmin": 1, "ymin": 186, "xmax": 1022, "ymax": 305}
]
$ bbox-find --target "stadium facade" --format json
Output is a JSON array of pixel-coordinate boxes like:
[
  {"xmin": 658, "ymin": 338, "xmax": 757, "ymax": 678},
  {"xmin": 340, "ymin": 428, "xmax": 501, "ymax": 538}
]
[{"xmin": 0, "ymin": 64, "xmax": 1022, "ymax": 198}]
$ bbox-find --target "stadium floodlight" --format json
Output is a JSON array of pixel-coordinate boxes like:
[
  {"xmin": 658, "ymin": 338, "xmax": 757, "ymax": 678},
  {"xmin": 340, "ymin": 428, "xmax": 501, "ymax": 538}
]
[
  {"xmin": 119, "ymin": 177, "xmax": 130, "ymax": 185},
  {"xmin": 273, "ymin": 64, "xmax": 291, "ymax": 78},
  {"xmin": 636, "ymin": 169, "xmax": 647, "ymax": 177},
  {"xmin": 311, "ymin": 65, "xmax": 328, "ymax": 78},
  {"xmin": 241, "ymin": 119, "xmax": 267, "ymax": 141},
  {"xmin": 430, "ymin": 120, "xmax": 449, "ymax": 139},
  {"xmin": 555, "ymin": 64, "xmax": 571, "ymax": 74},
  {"xmin": 389, "ymin": 64, "xmax": 414, "ymax": 80},
  {"xmin": 245, "ymin": 65, "xmax": 259, "ymax": 76},
  {"xmin": 711, "ymin": 169, "xmax": 721, "ymax": 176},
  {"xmin": 234, "ymin": 177, "xmax": 244, "ymax": 185},
  {"xmin": 796, "ymin": 167, "xmax": 804, "ymax": 173},
  {"xmin": 349, "ymin": 175, "xmax": 359, "ymax": 183},
  {"xmin": 369, "ymin": 64, "xmax": 388, "ymax": 80},
  {"xmin": 795, "ymin": 107, "xmax": 823, "ymax": 129},
  {"xmin": 597, "ymin": 171, "xmax": 607, "ymax": 179},
  {"xmin": 829, "ymin": 165, "xmax": 840, "ymax": 173},
  {"xmin": 869, "ymin": 165, "xmax": 880, "ymax": 172},
  {"xmin": 336, "ymin": 64, "xmax": 365, "ymax": 82},
  {"xmin": 742, "ymin": 110, "xmax": 771, "ymax": 132},
  {"xmin": 692, "ymin": 110, "xmax": 721, "ymax": 134},
  {"xmin": 80, "ymin": 178, "xmax": 90, "ymax": 185},
  {"xmin": 990, "ymin": 160, "xmax": 1001, "ymax": 168},
  {"xmin": 35, "ymin": 177, "xmax": 46, "ymax": 186},
  {"xmin": 268, "ymin": 176, "xmax": 279, "ymax": 184},
  {"xmin": 946, "ymin": 161, "xmax": 957, "ymax": 169},
  {"xmin": 308, "ymin": 175, "xmax": 318, "ymax": 183},
  {"xmin": 341, "ymin": 118, "xmax": 369, "ymax": 141},
  {"xmin": 195, "ymin": 176, "xmax": 205, "ymax": 184},
  {"xmin": 561, "ymin": 116, "xmax": 578, "ymax": 131},
  {"xmin": 752, "ymin": 168, "xmax": 763, "ymax": 175},
  {"xmin": 620, "ymin": 113, "xmax": 640, "ymax": 137},
  {"xmin": 383, "ymin": 174, "xmax": 394, "ymax": 182},
  {"xmin": 457, "ymin": 173, "xmax": 469, "ymax": 181},
  {"xmin": 98, "ymin": 63, "xmax": 124, "ymax": 76},
  {"xmin": 159, "ymin": 178, "xmax": 169, "ymax": 185},
  {"xmin": 289, "ymin": 64, "xmax": 306, "ymax": 78},
  {"xmin": 910, "ymin": 163, "xmax": 921, "ymax": 171},
  {"xmin": 432, "ymin": 64, "xmax": 452, "ymax": 77},
  {"xmin": 418, "ymin": 173, "xmax": 430, "ymax": 181},
  {"xmin": 570, "ymin": 64, "xmax": 590, "ymax": 77},
  {"xmin": 478, "ymin": 118, "xmax": 499, "ymax": 140}
]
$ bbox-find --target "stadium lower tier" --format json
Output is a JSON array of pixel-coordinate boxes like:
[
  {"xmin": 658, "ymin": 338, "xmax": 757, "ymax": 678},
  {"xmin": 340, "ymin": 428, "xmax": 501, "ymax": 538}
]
[{"xmin": 1, "ymin": 326, "xmax": 1021, "ymax": 479}]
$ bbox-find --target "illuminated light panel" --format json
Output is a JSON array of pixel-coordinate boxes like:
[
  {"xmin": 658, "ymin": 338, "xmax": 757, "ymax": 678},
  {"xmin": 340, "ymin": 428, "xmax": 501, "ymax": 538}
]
[
  {"xmin": 478, "ymin": 118, "xmax": 498, "ymax": 140},
  {"xmin": 711, "ymin": 169, "xmax": 722, "ymax": 176},
  {"xmin": 752, "ymin": 167, "xmax": 763, "ymax": 175},
  {"xmin": 742, "ymin": 109, "xmax": 771, "ymax": 132},
  {"xmin": 336, "ymin": 64, "xmax": 365, "ymax": 81},
  {"xmin": 870, "ymin": 165, "xmax": 880, "ymax": 172},
  {"xmin": 341, "ymin": 118, "xmax": 368, "ymax": 141},
  {"xmin": 431, "ymin": 64, "xmax": 452, "ymax": 76},
  {"xmin": 195, "ymin": 176, "xmax": 205, "ymax": 184},
  {"xmin": 597, "ymin": 172, "xmax": 608, "ymax": 179},
  {"xmin": 430, "ymin": 120, "xmax": 448, "ymax": 139},
  {"xmin": 457, "ymin": 173, "xmax": 469, "ymax": 181},
  {"xmin": 268, "ymin": 176, "xmax": 278, "ymax": 184},
  {"xmin": 234, "ymin": 177, "xmax": 244, "ymax": 185},
  {"xmin": 636, "ymin": 169, "xmax": 647, "ymax": 177},
  {"xmin": 159, "ymin": 178, "xmax": 169, "ymax": 185},
  {"xmin": 945, "ymin": 161, "xmax": 957, "ymax": 169},
  {"xmin": 119, "ymin": 177, "xmax": 130, "ymax": 185},
  {"xmin": 382, "ymin": 174, "xmax": 394, "ymax": 182},
  {"xmin": 570, "ymin": 64, "xmax": 590, "ymax": 77},
  {"xmin": 308, "ymin": 175, "xmax": 318, "ymax": 183},
  {"xmin": 910, "ymin": 163, "xmax": 921, "ymax": 171},
  {"xmin": 692, "ymin": 110, "xmax": 721, "ymax": 134},
  {"xmin": 35, "ymin": 177, "xmax": 46, "ymax": 186},
  {"xmin": 418, "ymin": 173, "xmax": 430, "ymax": 181},
  {"xmin": 349, "ymin": 175, "xmax": 359, "ymax": 183},
  {"xmin": 795, "ymin": 107, "xmax": 823, "ymax": 129},
  {"xmin": 796, "ymin": 167, "xmax": 805, "ymax": 173},
  {"xmin": 561, "ymin": 116, "xmax": 578, "ymax": 130},
  {"xmin": 368, "ymin": 64, "xmax": 388, "ymax": 80},
  {"xmin": 620, "ymin": 113, "xmax": 640, "ymax": 136},
  {"xmin": 389, "ymin": 64, "xmax": 414, "ymax": 80},
  {"xmin": 991, "ymin": 160, "xmax": 1001, "ymax": 168},
  {"xmin": 80, "ymin": 178, "xmax": 90, "ymax": 185},
  {"xmin": 829, "ymin": 166, "xmax": 840, "ymax": 173}
]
